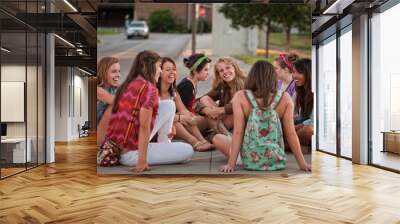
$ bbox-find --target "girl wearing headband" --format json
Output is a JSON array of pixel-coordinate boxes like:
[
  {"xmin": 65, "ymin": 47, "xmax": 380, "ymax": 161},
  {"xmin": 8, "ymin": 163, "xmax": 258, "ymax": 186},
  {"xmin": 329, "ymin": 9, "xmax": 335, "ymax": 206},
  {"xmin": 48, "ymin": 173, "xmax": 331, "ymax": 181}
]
[
  {"xmin": 273, "ymin": 53, "xmax": 299, "ymax": 103},
  {"xmin": 176, "ymin": 53, "xmax": 215, "ymax": 150},
  {"xmin": 176, "ymin": 53, "xmax": 211, "ymax": 113}
]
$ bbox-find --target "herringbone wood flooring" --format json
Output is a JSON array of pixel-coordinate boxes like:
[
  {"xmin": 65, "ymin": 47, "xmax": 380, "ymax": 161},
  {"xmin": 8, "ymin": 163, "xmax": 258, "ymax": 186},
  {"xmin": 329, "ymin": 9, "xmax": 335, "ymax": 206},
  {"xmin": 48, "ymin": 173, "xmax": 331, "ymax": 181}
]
[{"xmin": 0, "ymin": 135, "xmax": 399, "ymax": 223}]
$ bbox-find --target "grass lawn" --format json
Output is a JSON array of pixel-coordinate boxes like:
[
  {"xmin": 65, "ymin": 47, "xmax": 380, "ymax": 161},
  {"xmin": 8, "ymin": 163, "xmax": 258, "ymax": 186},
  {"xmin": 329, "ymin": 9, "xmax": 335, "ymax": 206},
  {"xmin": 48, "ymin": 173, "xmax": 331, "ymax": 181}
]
[
  {"xmin": 234, "ymin": 32, "xmax": 311, "ymax": 65},
  {"xmin": 233, "ymin": 52, "xmax": 278, "ymax": 65},
  {"xmin": 269, "ymin": 32, "xmax": 311, "ymax": 52}
]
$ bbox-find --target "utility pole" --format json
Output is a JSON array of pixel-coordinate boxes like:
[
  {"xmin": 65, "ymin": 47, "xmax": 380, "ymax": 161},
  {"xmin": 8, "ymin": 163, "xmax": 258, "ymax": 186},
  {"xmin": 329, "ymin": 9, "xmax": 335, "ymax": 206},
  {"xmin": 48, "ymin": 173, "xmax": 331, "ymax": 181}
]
[
  {"xmin": 191, "ymin": 3, "xmax": 197, "ymax": 55},
  {"xmin": 133, "ymin": 0, "xmax": 136, "ymax": 20}
]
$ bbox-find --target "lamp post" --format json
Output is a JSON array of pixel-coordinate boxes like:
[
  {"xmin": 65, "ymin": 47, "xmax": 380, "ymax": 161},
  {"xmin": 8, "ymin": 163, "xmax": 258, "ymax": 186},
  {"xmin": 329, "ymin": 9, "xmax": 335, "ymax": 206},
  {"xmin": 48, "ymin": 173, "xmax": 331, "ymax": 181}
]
[{"xmin": 191, "ymin": 3, "xmax": 198, "ymax": 55}]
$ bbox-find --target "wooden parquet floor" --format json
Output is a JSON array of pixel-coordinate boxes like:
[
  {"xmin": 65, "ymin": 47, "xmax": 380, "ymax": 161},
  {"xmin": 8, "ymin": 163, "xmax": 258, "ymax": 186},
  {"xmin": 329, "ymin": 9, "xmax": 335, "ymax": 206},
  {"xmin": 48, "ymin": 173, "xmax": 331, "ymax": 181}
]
[{"xmin": 0, "ymin": 135, "xmax": 400, "ymax": 224}]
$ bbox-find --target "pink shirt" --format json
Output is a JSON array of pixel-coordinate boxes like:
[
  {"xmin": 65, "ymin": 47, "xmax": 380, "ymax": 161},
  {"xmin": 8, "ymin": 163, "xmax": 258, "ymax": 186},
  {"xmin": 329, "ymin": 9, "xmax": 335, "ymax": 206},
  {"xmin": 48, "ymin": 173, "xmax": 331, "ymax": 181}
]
[{"xmin": 106, "ymin": 79, "xmax": 159, "ymax": 150}]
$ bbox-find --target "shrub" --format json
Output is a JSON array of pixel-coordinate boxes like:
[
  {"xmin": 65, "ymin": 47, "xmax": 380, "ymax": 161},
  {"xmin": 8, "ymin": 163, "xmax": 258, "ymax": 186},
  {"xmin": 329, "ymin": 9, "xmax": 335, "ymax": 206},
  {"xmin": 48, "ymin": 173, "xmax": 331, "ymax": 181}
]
[{"xmin": 148, "ymin": 10, "xmax": 175, "ymax": 32}]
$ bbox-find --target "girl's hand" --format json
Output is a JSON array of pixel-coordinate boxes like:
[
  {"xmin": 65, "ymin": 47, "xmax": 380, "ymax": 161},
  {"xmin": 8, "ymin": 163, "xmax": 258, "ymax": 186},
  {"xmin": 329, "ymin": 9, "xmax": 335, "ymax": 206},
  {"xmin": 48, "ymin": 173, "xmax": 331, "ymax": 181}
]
[
  {"xmin": 299, "ymin": 162, "xmax": 311, "ymax": 172},
  {"xmin": 182, "ymin": 110, "xmax": 194, "ymax": 118},
  {"xmin": 132, "ymin": 162, "xmax": 151, "ymax": 173},
  {"xmin": 206, "ymin": 107, "xmax": 221, "ymax": 120},
  {"xmin": 219, "ymin": 164, "xmax": 235, "ymax": 173},
  {"xmin": 168, "ymin": 125, "xmax": 176, "ymax": 139}
]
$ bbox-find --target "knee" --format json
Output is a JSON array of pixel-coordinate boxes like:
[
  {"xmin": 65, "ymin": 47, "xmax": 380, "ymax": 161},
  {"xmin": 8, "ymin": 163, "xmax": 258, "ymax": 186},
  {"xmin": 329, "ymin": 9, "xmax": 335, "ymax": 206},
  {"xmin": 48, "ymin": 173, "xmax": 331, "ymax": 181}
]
[
  {"xmin": 179, "ymin": 142, "xmax": 194, "ymax": 161},
  {"xmin": 303, "ymin": 125, "xmax": 314, "ymax": 137},
  {"xmin": 211, "ymin": 134, "xmax": 224, "ymax": 145},
  {"xmin": 200, "ymin": 95, "xmax": 213, "ymax": 105}
]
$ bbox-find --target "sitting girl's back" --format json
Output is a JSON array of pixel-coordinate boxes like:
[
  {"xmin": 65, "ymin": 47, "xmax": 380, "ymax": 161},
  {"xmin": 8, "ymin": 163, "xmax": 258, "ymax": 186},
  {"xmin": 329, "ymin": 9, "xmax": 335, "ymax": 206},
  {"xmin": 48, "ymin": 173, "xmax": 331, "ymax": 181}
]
[
  {"xmin": 241, "ymin": 90, "xmax": 286, "ymax": 171},
  {"xmin": 219, "ymin": 60, "xmax": 311, "ymax": 173}
]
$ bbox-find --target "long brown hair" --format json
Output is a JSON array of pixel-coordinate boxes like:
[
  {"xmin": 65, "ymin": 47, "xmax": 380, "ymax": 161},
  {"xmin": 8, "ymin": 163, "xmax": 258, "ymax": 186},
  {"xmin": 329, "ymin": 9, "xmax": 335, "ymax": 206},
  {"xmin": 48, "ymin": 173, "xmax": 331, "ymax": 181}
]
[
  {"xmin": 245, "ymin": 61, "xmax": 277, "ymax": 110},
  {"xmin": 97, "ymin": 57, "xmax": 119, "ymax": 86},
  {"xmin": 212, "ymin": 57, "xmax": 246, "ymax": 93},
  {"xmin": 112, "ymin": 50, "xmax": 161, "ymax": 112},
  {"xmin": 157, "ymin": 57, "xmax": 176, "ymax": 97},
  {"xmin": 293, "ymin": 58, "xmax": 313, "ymax": 117}
]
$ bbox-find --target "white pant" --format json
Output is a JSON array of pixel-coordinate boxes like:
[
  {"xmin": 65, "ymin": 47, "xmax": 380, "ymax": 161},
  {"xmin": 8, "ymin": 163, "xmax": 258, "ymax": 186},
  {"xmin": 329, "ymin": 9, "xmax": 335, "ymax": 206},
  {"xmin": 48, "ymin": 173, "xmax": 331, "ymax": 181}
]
[
  {"xmin": 120, "ymin": 142, "xmax": 194, "ymax": 166},
  {"xmin": 150, "ymin": 99, "xmax": 175, "ymax": 143},
  {"xmin": 120, "ymin": 99, "xmax": 194, "ymax": 166}
]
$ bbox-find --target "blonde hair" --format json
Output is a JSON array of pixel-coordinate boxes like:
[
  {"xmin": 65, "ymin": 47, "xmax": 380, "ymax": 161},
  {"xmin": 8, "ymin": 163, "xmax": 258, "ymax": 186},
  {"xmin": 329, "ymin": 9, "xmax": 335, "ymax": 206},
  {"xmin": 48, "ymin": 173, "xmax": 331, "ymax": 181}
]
[
  {"xmin": 97, "ymin": 57, "xmax": 119, "ymax": 86},
  {"xmin": 212, "ymin": 57, "xmax": 246, "ymax": 93}
]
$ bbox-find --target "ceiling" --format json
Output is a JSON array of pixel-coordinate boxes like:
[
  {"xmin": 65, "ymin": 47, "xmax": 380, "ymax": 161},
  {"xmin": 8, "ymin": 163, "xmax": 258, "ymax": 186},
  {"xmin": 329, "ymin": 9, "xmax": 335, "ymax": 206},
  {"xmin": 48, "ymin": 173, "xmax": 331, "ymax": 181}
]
[
  {"xmin": 0, "ymin": 0, "xmax": 98, "ymax": 74},
  {"xmin": 311, "ymin": 0, "xmax": 389, "ymax": 41}
]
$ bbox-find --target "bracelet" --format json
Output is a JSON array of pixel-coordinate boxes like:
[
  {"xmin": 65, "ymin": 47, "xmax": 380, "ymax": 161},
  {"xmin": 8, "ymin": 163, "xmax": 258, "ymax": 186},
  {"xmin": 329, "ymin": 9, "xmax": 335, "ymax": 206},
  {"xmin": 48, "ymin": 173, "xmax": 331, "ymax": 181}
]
[{"xmin": 178, "ymin": 114, "xmax": 181, "ymax": 122}]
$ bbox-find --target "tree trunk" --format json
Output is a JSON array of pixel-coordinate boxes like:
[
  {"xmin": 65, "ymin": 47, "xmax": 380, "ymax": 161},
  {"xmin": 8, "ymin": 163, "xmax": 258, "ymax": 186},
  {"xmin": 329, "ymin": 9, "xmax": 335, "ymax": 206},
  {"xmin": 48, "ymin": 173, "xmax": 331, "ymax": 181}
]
[
  {"xmin": 265, "ymin": 20, "xmax": 271, "ymax": 58},
  {"xmin": 285, "ymin": 26, "xmax": 291, "ymax": 52}
]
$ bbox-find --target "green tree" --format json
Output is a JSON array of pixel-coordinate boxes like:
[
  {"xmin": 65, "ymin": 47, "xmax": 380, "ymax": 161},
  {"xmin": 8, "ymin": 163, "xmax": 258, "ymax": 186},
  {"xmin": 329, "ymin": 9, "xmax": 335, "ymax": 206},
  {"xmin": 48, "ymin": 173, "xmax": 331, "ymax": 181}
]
[
  {"xmin": 273, "ymin": 5, "xmax": 311, "ymax": 51},
  {"xmin": 148, "ymin": 10, "xmax": 175, "ymax": 32},
  {"xmin": 219, "ymin": 4, "xmax": 278, "ymax": 58}
]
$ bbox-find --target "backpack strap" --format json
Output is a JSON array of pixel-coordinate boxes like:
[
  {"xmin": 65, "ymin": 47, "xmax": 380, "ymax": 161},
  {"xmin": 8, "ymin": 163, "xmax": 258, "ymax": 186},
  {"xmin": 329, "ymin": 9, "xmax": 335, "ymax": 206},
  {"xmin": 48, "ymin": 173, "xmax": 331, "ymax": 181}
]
[
  {"xmin": 270, "ymin": 90, "xmax": 283, "ymax": 109},
  {"xmin": 123, "ymin": 82, "xmax": 148, "ymax": 144},
  {"xmin": 244, "ymin": 90, "xmax": 258, "ymax": 109}
]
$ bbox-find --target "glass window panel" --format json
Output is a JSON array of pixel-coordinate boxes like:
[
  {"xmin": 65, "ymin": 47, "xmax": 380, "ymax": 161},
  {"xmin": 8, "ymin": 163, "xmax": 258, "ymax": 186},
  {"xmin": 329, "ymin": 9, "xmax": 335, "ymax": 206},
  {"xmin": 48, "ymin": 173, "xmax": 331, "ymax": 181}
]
[
  {"xmin": 317, "ymin": 36, "xmax": 337, "ymax": 154},
  {"xmin": 371, "ymin": 3, "xmax": 400, "ymax": 171},
  {"xmin": 340, "ymin": 27, "xmax": 352, "ymax": 158},
  {"xmin": 1, "ymin": 19, "xmax": 28, "ymax": 178}
]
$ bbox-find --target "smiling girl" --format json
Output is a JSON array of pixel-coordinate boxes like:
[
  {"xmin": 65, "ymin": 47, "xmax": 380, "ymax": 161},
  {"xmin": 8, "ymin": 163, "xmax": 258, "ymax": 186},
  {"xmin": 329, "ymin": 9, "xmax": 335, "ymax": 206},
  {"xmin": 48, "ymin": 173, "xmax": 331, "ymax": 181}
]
[
  {"xmin": 292, "ymin": 58, "xmax": 313, "ymax": 146},
  {"xmin": 157, "ymin": 57, "xmax": 213, "ymax": 151},
  {"xmin": 97, "ymin": 57, "xmax": 120, "ymax": 124},
  {"xmin": 97, "ymin": 57, "xmax": 121, "ymax": 145},
  {"xmin": 197, "ymin": 57, "xmax": 246, "ymax": 152}
]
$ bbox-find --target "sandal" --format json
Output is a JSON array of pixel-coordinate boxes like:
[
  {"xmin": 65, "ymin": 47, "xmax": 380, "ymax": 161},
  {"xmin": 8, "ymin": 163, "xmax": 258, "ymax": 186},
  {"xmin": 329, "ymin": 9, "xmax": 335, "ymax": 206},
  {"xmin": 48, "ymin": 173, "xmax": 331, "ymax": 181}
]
[
  {"xmin": 200, "ymin": 140, "xmax": 215, "ymax": 151},
  {"xmin": 193, "ymin": 140, "xmax": 214, "ymax": 152}
]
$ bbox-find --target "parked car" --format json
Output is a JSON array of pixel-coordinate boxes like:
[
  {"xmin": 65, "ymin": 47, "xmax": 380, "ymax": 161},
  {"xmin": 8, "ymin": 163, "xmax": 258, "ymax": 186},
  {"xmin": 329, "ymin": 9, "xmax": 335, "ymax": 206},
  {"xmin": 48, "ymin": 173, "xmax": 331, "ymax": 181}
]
[{"xmin": 126, "ymin": 20, "xmax": 149, "ymax": 39}]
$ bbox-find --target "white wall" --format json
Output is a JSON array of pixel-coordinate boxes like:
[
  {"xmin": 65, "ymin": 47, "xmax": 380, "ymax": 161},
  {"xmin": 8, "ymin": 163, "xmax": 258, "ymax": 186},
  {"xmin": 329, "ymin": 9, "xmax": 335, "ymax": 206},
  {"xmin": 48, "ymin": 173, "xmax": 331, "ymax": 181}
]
[
  {"xmin": 1, "ymin": 65, "xmax": 32, "ymax": 138},
  {"xmin": 212, "ymin": 3, "xmax": 258, "ymax": 56},
  {"xmin": 54, "ymin": 67, "xmax": 89, "ymax": 141}
]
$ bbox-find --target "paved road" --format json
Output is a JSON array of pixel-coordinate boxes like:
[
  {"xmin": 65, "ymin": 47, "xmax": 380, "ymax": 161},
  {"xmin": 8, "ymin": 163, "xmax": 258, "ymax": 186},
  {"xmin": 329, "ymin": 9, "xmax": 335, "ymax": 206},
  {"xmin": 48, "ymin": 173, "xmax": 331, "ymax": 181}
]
[{"xmin": 98, "ymin": 33, "xmax": 190, "ymax": 82}]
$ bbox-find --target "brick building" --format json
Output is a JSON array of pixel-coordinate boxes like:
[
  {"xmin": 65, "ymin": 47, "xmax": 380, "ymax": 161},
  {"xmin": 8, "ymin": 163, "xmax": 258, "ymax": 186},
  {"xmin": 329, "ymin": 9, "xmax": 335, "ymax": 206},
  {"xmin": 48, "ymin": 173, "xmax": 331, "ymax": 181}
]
[
  {"xmin": 135, "ymin": 3, "xmax": 212, "ymax": 29},
  {"xmin": 98, "ymin": 3, "xmax": 212, "ymax": 29}
]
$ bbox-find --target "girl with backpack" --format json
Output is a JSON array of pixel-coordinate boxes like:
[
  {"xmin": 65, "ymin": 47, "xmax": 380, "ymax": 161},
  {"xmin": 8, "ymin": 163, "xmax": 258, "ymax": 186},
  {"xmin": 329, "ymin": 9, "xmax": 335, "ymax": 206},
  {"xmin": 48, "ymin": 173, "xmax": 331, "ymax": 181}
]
[{"xmin": 218, "ymin": 60, "xmax": 311, "ymax": 172}]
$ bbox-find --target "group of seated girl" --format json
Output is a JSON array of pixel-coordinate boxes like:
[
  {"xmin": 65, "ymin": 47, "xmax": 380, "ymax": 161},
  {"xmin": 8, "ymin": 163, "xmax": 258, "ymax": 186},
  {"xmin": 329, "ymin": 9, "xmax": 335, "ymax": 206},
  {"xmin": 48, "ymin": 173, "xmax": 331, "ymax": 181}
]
[{"xmin": 96, "ymin": 50, "xmax": 312, "ymax": 173}]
